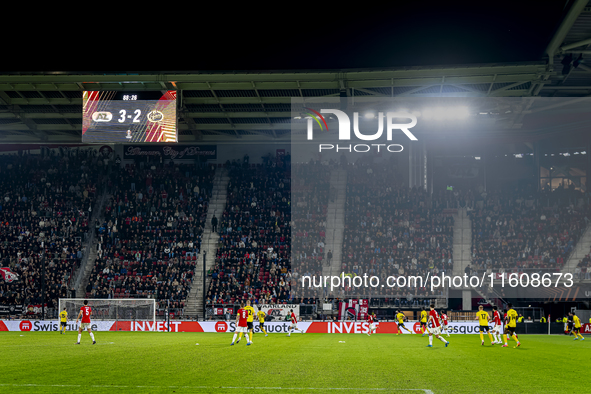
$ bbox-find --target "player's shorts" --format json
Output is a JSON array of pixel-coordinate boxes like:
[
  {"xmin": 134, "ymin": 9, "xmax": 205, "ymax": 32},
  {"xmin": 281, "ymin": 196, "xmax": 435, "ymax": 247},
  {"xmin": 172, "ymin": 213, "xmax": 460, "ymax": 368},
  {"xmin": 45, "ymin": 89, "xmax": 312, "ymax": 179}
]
[
  {"xmin": 442, "ymin": 323, "xmax": 448, "ymax": 330},
  {"xmin": 369, "ymin": 323, "xmax": 375, "ymax": 331},
  {"xmin": 289, "ymin": 323, "xmax": 298, "ymax": 330},
  {"xmin": 430, "ymin": 326, "xmax": 442, "ymax": 336},
  {"xmin": 479, "ymin": 325, "xmax": 490, "ymax": 332},
  {"xmin": 420, "ymin": 322, "xmax": 427, "ymax": 327},
  {"xmin": 505, "ymin": 326, "xmax": 516, "ymax": 335},
  {"xmin": 491, "ymin": 323, "xmax": 501, "ymax": 332},
  {"xmin": 573, "ymin": 327, "xmax": 581, "ymax": 333},
  {"xmin": 80, "ymin": 323, "xmax": 91, "ymax": 330},
  {"xmin": 397, "ymin": 322, "xmax": 405, "ymax": 328},
  {"xmin": 60, "ymin": 321, "xmax": 67, "ymax": 327},
  {"xmin": 247, "ymin": 322, "xmax": 254, "ymax": 330},
  {"xmin": 236, "ymin": 326, "xmax": 248, "ymax": 333}
]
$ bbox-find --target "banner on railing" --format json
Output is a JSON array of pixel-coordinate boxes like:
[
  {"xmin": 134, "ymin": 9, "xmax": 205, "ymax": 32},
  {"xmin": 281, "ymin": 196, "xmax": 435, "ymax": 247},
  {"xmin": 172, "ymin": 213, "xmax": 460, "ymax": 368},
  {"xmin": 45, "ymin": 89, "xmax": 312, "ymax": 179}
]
[
  {"xmin": 3, "ymin": 320, "xmax": 588, "ymax": 334},
  {"xmin": 257, "ymin": 305, "xmax": 300, "ymax": 321},
  {"xmin": 0, "ymin": 305, "xmax": 24, "ymax": 315}
]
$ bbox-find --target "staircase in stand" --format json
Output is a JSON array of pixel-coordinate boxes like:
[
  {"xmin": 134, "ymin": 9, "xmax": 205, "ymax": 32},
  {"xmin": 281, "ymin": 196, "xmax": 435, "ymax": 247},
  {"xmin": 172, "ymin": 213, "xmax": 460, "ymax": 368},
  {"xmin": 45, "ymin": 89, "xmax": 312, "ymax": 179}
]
[{"xmin": 185, "ymin": 167, "xmax": 229, "ymax": 318}]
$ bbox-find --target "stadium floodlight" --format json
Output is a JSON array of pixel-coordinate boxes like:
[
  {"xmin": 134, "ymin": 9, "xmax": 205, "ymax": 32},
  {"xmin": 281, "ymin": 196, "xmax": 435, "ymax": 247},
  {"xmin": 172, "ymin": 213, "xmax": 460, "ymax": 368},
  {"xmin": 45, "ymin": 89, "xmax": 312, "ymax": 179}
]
[
  {"xmin": 422, "ymin": 106, "xmax": 470, "ymax": 121},
  {"xmin": 514, "ymin": 154, "xmax": 523, "ymax": 158},
  {"xmin": 474, "ymin": 157, "xmax": 481, "ymax": 160},
  {"xmin": 364, "ymin": 112, "xmax": 375, "ymax": 119},
  {"xmin": 582, "ymin": 151, "xmax": 587, "ymax": 155},
  {"xmin": 563, "ymin": 152, "xmax": 571, "ymax": 157}
]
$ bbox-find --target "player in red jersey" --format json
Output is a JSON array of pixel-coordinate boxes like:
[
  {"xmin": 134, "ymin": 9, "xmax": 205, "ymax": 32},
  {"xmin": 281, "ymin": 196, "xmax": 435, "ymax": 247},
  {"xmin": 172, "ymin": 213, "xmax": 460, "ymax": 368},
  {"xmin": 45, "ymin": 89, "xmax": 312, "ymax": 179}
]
[
  {"xmin": 287, "ymin": 309, "xmax": 304, "ymax": 336},
  {"xmin": 440, "ymin": 310, "xmax": 451, "ymax": 337},
  {"xmin": 367, "ymin": 312, "xmax": 377, "ymax": 336},
  {"xmin": 491, "ymin": 306, "xmax": 503, "ymax": 344},
  {"xmin": 75, "ymin": 300, "xmax": 96, "ymax": 345},
  {"xmin": 426, "ymin": 304, "xmax": 449, "ymax": 348},
  {"xmin": 231, "ymin": 302, "xmax": 251, "ymax": 346}
]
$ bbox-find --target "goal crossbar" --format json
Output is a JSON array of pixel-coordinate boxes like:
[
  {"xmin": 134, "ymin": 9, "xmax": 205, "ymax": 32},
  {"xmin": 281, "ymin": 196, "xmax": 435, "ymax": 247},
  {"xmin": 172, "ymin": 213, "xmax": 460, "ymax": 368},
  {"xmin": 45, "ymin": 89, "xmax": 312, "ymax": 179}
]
[{"xmin": 58, "ymin": 298, "xmax": 156, "ymax": 326}]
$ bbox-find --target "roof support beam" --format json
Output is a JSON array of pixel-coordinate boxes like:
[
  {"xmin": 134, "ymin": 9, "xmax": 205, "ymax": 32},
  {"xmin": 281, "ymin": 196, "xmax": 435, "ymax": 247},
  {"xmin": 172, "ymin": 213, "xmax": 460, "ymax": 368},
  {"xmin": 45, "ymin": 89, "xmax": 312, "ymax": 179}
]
[
  {"xmin": 545, "ymin": 0, "xmax": 588, "ymax": 60},
  {"xmin": 560, "ymin": 37, "xmax": 591, "ymax": 52},
  {"xmin": 0, "ymin": 92, "xmax": 48, "ymax": 141},
  {"xmin": 489, "ymin": 81, "xmax": 527, "ymax": 96}
]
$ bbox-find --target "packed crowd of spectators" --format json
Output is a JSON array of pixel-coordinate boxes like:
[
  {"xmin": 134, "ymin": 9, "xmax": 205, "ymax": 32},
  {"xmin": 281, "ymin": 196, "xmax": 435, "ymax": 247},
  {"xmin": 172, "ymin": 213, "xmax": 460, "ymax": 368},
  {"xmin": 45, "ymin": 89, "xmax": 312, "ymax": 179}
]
[
  {"xmin": 291, "ymin": 160, "xmax": 330, "ymax": 299},
  {"xmin": 340, "ymin": 161, "xmax": 453, "ymax": 305},
  {"xmin": 206, "ymin": 157, "xmax": 294, "ymax": 306},
  {"xmin": 468, "ymin": 185, "xmax": 589, "ymax": 275},
  {"xmin": 88, "ymin": 162, "xmax": 215, "ymax": 314},
  {"xmin": 0, "ymin": 149, "xmax": 104, "ymax": 313},
  {"xmin": 574, "ymin": 252, "xmax": 591, "ymax": 280}
]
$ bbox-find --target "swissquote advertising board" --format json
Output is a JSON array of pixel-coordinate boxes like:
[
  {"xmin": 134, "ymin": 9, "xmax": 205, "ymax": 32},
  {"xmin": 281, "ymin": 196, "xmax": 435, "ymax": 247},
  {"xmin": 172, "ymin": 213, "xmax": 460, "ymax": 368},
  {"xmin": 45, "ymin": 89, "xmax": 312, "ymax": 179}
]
[{"xmin": 4, "ymin": 320, "xmax": 586, "ymax": 334}]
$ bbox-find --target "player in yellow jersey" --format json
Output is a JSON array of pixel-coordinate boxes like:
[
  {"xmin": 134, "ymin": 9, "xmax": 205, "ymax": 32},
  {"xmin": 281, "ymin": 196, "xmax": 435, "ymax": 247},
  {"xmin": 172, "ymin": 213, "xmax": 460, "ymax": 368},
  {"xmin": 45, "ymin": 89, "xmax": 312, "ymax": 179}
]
[
  {"xmin": 396, "ymin": 310, "xmax": 412, "ymax": 335},
  {"xmin": 59, "ymin": 308, "xmax": 68, "ymax": 334},
  {"xmin": 420, "ymin": 307, "xmax": 430, "ymax": 336},
  {"xmin": 503, "ymin": 303, "xmax": 521, "ymax": 348},
  {"xmin": 244, "ymin": 300, "xmax": 256, "ymax": 344},
  {"xmin": 475, "ymin": 306, "xmax": 494, "ymax": 346},
  {"xmin": 257, "ymin": 307, "xmax": 268, "ymax": 337},
  {"xmin": 572, "ymin": 312, "xmax": 585, "ymax": 341}
]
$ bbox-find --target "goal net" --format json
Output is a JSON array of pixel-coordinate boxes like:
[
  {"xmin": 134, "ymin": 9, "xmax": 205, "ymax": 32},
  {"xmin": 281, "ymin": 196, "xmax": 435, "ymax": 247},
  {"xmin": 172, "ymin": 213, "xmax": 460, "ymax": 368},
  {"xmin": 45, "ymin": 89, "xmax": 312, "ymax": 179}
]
[{"xmin": 59, "ymin": 298, "xmax": 156, "ymax": 327}]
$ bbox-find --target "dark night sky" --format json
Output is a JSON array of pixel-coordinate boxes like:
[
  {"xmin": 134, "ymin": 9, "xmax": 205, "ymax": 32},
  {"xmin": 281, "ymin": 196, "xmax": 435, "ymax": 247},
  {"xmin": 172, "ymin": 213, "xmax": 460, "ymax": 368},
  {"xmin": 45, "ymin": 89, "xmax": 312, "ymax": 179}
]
[{"xmin": 3, "ymin": 1, "xmax": 570, "ymax": 72}]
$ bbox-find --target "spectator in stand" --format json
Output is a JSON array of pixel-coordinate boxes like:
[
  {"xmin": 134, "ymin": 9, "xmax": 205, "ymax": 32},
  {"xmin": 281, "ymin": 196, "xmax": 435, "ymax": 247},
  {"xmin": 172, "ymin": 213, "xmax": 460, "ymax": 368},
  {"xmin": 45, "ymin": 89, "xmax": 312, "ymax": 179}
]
[{"xmin": 211, "ymin": 215, "xmax": 218, "ymax": 233}]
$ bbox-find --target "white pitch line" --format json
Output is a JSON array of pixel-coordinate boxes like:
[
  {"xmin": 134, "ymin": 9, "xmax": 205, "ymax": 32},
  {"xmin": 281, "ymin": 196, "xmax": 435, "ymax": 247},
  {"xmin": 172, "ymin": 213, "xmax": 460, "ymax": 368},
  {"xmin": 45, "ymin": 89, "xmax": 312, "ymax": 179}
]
[{"xmin": 0, "ymin": 384, "xmax": 433, "ymax": 392}]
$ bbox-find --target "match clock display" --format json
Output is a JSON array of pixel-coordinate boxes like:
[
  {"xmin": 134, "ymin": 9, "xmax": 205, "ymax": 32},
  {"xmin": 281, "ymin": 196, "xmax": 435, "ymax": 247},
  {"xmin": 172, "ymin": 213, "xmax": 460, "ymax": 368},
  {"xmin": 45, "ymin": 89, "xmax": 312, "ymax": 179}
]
[{"xmin": 82, "ymin": 91, "xmax": 177, "ymax": 143}]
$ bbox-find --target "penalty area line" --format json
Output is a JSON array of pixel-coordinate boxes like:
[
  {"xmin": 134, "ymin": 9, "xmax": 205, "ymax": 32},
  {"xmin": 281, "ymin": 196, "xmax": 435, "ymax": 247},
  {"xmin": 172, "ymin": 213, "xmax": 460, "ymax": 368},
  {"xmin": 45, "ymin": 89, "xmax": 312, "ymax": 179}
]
[{"xmin": 0, "ymin": 384, "xmax": 433, "ymax": 392}]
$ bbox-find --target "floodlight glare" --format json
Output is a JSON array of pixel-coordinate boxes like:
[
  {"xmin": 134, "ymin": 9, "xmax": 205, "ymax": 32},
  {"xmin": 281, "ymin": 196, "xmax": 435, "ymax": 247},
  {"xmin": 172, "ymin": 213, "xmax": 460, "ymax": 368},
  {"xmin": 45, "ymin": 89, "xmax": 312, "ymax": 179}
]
[
  {"xmin": 364, "ymin": 112, "xmax": 375, "ymax": 119},
  {"xmin": 422, "ymin": 106, "xmax": 469, "ymax": 121}
]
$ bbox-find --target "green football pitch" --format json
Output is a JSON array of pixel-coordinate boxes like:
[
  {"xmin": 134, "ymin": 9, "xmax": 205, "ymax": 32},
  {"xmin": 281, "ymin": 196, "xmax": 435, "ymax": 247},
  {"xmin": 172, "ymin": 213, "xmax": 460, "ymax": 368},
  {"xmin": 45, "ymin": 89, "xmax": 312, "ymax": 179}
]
[{"xmin": 0, "ymin": 332, "xmax": 589, "ymax": 394}]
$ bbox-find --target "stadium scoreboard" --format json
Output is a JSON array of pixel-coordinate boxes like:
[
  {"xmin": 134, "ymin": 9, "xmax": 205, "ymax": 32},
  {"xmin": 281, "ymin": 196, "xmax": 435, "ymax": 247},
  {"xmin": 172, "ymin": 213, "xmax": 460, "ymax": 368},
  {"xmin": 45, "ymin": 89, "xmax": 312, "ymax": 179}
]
[{"xmin": 82, "ymin": 90, "xmax": 177, "ymax": 143}]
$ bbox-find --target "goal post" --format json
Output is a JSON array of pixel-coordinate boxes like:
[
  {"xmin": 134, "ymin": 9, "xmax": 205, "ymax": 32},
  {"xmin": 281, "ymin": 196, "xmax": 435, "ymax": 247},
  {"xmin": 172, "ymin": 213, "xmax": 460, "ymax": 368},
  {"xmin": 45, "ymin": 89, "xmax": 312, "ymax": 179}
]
[{"xmin": 58, "ymin": 298, "xmax": 156, "ymax": 330}]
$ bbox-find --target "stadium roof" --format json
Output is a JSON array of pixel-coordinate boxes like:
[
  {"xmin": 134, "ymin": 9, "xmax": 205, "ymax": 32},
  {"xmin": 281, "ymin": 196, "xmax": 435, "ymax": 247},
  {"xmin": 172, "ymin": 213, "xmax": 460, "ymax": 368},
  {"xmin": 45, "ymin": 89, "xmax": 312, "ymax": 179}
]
[{"xmin": 1, "ymin": 0, "xmax": 590, "ymax": 143}]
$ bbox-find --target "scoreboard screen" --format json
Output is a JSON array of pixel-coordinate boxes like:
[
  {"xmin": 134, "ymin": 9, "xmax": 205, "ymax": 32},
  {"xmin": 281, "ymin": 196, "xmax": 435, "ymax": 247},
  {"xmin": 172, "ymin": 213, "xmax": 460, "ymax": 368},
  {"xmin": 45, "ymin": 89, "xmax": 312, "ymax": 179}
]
[{"xmin": 82, "ymin": 91, "xmax": 177, "ymax": 143}]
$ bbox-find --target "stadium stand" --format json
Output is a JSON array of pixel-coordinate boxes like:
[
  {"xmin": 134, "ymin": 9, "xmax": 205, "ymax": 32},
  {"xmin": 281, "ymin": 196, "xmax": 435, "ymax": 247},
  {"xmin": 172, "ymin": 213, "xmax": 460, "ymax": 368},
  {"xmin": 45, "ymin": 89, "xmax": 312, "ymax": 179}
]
[
  {"xmin": 342, "ymin": 162, "xmax": 453, "ymax": 307},
  {"xmin": 0, "ymin": 149, "xmax": 103, "ymax": 314},
  {"xmin": 88, "ymin": 162, "xmax": 215, "ymax": 316},
  {"xmin": 206, "ymin": 157, "xmax": 292, "ymax": 307},
  {"xmin": 468, "ymin": 186, "xmax": 589, "ymax": 275},
  {"xmin": 291, "ymin": 160, "xmax": 330, "ymax": 300}
]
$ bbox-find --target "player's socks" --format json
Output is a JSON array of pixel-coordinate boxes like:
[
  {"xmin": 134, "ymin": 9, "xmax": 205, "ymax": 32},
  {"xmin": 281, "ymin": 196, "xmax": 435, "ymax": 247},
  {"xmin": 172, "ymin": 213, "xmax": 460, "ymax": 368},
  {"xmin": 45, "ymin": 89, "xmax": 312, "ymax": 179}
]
[
  {"xmin": 438, "ymin": 336, "xmax": 447, "ymax": 343},
  {"xmin": 488, "ymin": 332, "xmax": 494, "ymax": 343},
  {"xmin": 232, "ymin": 333, "xmax": 238, "ymax": 344},
  {"xmin": 479, "ymin": 333, "xmax": 484, "ymax": 342},
  {"xmin": 249, "ymin": 333, "xmax": 252, "ymax": 343},
  {"xmin": 511, "ymin": 334, "xmax": 519, "ymax": 343},
  {"xmin": 90, "ymin": 333, "xmax": 95, "ymax": 342},
  {"xmin": 429, "ymin": 335, "xmax": 433, "ymax": 346},
  {"xmin": 77, "ymin": 334, "xmax": 81, "ymax": 343}
]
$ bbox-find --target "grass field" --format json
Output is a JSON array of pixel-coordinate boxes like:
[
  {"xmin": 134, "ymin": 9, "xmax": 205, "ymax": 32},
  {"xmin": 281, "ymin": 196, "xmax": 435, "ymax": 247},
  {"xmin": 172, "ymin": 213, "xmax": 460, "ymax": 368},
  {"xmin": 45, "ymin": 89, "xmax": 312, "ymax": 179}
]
[{"xmin": 1, "ymin": 332, "xmax": 590, "ymax": 394}]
